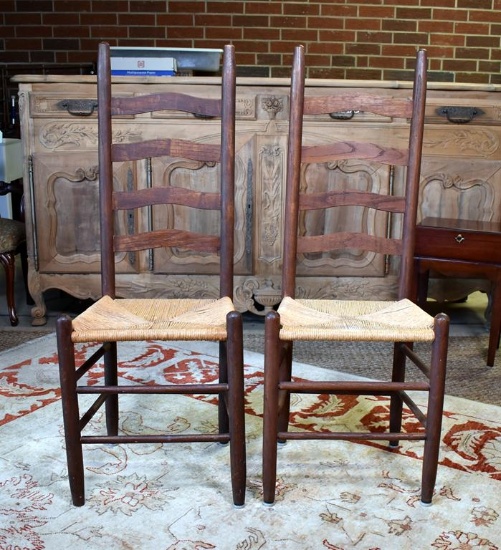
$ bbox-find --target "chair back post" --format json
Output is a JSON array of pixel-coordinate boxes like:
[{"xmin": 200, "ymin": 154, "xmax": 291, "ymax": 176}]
[
  {"xmin": 219, "ymin": 44, "xmax": 236, "ymax": 300},
  {"xmin": 399, "ymin": 49, "xmax": 427, "ymax": 300},
  {"xmin": 282, "ymin": 44, "xmax": 306, "ymax": 299},
  {"xmin": 97, "ymin": 42, "xmax": 116, "ymax": 298}
]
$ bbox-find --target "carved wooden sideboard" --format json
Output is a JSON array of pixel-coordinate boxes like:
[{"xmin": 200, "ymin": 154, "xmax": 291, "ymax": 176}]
[{"xmin": 13, "ymin": 74, "xmax": 501, "ymax": 325}]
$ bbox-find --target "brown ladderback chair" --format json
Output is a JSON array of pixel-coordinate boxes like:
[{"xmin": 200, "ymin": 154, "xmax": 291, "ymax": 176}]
[
  {"xmin": 262, "ymin": 45, "xmax": 449, "ymax": 506},
  {"xmin": 56, "ymin": 43, "xmax": 246, "ymax": 507}
]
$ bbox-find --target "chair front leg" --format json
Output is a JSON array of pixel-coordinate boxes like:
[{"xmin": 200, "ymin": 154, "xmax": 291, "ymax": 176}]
[
  {"xmin": 277, "ymin": 340, "xmax": 293, "ymax": 438},
  {"xmin": 262, "ymin": 310, "xmax": 281, "ymax": 505},
  {"xmin": 487, "ymin": 278, "xmax": 501, "ymax": 366},
  {"xmin": 421, "ymin": 313, "xmax": 449, "ymax": 505},
  {"xmin": 226, "ymin": 310, "xmax": 246, "ymax": 506},
  {"xmin": 389, "ymin": 341, "xmax": 407, "ymax": 446},
  {"xmin": 103, "ymin": 342, "xmax": 119, "ymax": 436},
  {"xmin": 218, "ymin": 340, "xmax": 230, "ymax": 434},
  {"xmin": 57, "ymin": 315, "xmax": 85, "ymax": 506}
]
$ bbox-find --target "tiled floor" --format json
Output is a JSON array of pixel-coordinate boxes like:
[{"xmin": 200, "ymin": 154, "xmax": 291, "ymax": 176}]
[{"xmin": 0, "ymin": 256, "xmax": 492, "ymax": 339}]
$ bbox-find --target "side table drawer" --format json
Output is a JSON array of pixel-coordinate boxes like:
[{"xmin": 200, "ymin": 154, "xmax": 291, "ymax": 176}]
[{"xmin": 415, "ymin": 225, "xmax": 501, "ymax": 264}]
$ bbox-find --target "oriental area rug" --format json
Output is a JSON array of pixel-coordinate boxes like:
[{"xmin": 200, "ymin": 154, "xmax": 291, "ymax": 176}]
[{"xmin": 0, "ymin": 335, "xmax": 500, "ymax": 549}]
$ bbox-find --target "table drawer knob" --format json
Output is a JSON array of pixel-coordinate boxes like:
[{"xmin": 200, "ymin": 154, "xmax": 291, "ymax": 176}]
[{"xmin": 455, "ymin": 234, "xmax": 465, "ymax": 244}]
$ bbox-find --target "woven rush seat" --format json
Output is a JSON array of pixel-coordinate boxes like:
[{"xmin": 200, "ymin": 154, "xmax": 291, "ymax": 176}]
[
  {"xmin": 0, "ymin": 217, "xmax": 25, "ymax": 253},
  {"xmin": 277, "ymin": 297, "xmax": 436, "ymax": 342},
  {"xmin": 71, "ymin": 296, "xmax": 234, "ymax": 342}
]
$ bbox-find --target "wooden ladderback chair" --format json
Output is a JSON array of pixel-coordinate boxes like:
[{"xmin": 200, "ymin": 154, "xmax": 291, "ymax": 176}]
[
  {"xmin": 262, "ymin": 45, "xmax": 449, "ymax": 506},
  {"xmin": 56, "ymin": 43, "xmax": 246, "ymax": 507}
]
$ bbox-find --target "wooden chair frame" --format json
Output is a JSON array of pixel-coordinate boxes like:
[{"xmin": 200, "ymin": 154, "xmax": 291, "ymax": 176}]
[
  {"xmin": 56, "ymin": 43, "xmax": 246, "ymax": 507},
  {"xmin": 262, "ymin": 45, "xmax": 449, "ymax": 507}
]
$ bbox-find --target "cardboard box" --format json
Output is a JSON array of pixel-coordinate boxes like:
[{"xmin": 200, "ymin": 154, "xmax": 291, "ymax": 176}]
[
  {"xmin": 111, "ymin": 47, "xmax": 222, "ymax": 73},
  {"xmin": 111, "ymin": 56, "xmax": 177, "ymax": 76}
]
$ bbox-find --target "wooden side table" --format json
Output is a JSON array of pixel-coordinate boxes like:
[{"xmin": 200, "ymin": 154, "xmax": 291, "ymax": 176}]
[{"xmin": 414, "ymin": 217, "xmax": 501, "ymax": 367}]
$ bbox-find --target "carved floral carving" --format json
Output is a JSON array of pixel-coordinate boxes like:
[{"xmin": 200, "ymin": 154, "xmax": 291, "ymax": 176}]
[
  {"xmin": 295, "ymin": 277, "xmax": 398, "ymax": 300},
  {"xmin": 117, "ymin": 277, "xmax": 220, "ymax": 300},
  {"xmin": 425, "ymin": 129, "xmax": 499, "ymax": 158},
  {"xmin": 39, "ymin": 122, "xmax": 141, "ymax": 150},
  {"xmin": 235, "ymin": 277, "xmax": 280, "ymax": 315},
  {"xmin": 259, "ymin": 144, "xmax": 283, "ymax": 260},
  {"xmin": 233, "ymin": 276, "xmax": 399, "ymax": 315},
  {"xmin": 40, "ymin": 122, "xmax": 98, "ymax": 149},
  {"xmin": 261, "ymin": 96, "xmax": 284, "ymax": 120},
  {"xmin": 236, "ymin": 97, "xmax": 256, "ymax": 118},
  {"xmin": 18, "ymin": 91, "xmax": 26, "ymax": 119}
]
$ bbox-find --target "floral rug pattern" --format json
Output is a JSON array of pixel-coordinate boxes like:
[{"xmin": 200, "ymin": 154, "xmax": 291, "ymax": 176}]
[{"xmin": 0, "ymin": 335, "xmax": 500, "ymax": 549}]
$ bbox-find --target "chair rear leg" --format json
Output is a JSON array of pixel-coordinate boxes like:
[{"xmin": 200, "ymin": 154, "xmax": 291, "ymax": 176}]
[
  {"xmin": 226, "ymin": 311, "xmax": 246, "ymax": 506},
  {"xmin": 421, "ymin": 313, "xmax": 449, "ymax": 505},
  {"xmin": 103, "ymin": 342, "xmax": 118, "ymax": 436},
  {"xmin": 389, "ymin": 341, "xmax": 406, "ymax": 447},
  {"xmin": 487, "ymin": 280, "xmax": 501, "ymax": 366},
  {"xmin": 277, "ymin": 340, "xmax": 293, "ymax": 440},
  {"xmin": 56, "ymin": 315, "xmax": 85, "ymax": 506},
  {"xmin": 19, "ymin": 241, "xmax": 34, "ymax": 305},
  {"xmin": 262, "ymin": 311, "xmax": 281, "ymax": 505},
  {"xmin": 218, "ymin": 340, "xmax": 230, "ymax": 435}
]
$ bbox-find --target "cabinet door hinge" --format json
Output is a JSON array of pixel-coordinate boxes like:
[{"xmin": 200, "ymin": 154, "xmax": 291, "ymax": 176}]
[
  {"xmin": 28, "ymin": 155, "xmax": 39, "ymax": 271},
  {"xmin": 146, "ymin": 158, "xmax": 154, "ymax": 272}
]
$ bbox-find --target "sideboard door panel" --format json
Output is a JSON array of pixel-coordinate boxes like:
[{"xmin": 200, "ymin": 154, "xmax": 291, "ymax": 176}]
[
  {"xmin": 32, "ymin": 152, "xmax": 138, "ymax": 274},
  {"xmin": 149, "ymin": 149, "xmax": 250, "ymax": 276},
  {"xmin": 419, "ymin": 158, "xmax": 501, "ymax": 223},
  {"xmin": 296, "ymin": 159, "xmax": 390, "ymax": 278},
  {"xmin": 150, "ymin": 156, "xmax": 221, "ymax": 275}
]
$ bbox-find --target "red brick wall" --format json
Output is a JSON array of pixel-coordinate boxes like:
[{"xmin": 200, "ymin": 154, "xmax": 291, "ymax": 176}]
[{"xmin": 2, "ymin": 0, "xmax": 501, "ymax": 84}]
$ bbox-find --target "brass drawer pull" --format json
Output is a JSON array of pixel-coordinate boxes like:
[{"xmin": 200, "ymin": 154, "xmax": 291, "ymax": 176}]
[{"xmin": 455, "ymin": 234, "xmax": 465, "ymax": 244}]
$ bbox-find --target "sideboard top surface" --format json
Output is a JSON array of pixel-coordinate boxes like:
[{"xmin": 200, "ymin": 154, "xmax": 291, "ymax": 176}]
[{"xmin": 11, "ymin": 74, "xmax": 501, "ymax": 93}]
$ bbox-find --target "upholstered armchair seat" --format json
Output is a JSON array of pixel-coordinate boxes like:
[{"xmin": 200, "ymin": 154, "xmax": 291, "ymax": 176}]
[{"xmin": 0, "ymin": 217, "xmax": 25, "ymax": 253}]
